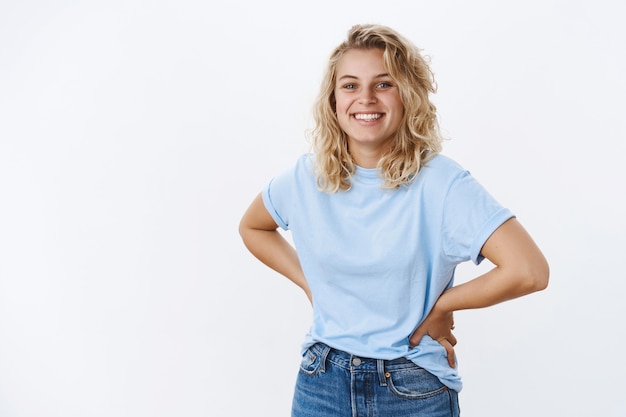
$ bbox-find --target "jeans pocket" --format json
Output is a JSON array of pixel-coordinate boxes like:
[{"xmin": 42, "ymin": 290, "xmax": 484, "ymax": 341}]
[
  {"xmin": 387, "ymin": 365, "xmax": 449, "ymax": 400},
  {"xmin": 299, "ymin": 346, "xmax": 324, "ymax": 376}
]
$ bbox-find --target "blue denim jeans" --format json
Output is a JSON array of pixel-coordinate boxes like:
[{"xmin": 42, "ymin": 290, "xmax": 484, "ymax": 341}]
[{"xmin": 291, "ymin": 343, "xmax": 460, "ymax": 417}]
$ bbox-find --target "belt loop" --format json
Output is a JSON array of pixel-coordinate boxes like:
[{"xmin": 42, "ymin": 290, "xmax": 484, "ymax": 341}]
[
  {"xmin": 316, "ymin": 343, "xmax": 332, "ymax": 373},
  {"xmin": 377, "ymin": 359, "xmax": 387, "ymax": 386}
]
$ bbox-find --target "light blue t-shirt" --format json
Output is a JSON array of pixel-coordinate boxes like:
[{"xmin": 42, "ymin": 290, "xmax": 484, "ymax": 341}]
[{"xmin": 262, "ymin": 153, "xmax": 514, "ymax": 391}]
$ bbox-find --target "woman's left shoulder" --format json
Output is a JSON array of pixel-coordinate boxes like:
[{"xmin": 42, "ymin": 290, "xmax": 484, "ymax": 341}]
[{"xmin": 421, "ymin": 153, "xmax": 467, "ymax": 178}]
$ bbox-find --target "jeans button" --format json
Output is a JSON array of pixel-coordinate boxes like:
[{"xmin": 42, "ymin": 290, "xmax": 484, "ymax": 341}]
[{"xmin": 352, "ymin": 357, "xmax": 362, "ymax": 366}]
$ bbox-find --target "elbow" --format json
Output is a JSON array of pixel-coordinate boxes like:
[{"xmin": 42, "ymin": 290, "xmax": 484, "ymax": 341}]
[
  {"xmin": 238, "ymin": 219, "xmax": 246, "ymax": 239},
  {"xmin": 524, "ymin": 256, "xmax": 550, "ymax": 294},
  {"xmin": 238, "ymin": 219, "xmax": 253, "ymax": 247}
]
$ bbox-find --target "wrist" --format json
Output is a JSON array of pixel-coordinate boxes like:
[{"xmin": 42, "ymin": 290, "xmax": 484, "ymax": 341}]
[{"xmin": 432, "ymin": 289, "xmax": 454, "ymax": 316}]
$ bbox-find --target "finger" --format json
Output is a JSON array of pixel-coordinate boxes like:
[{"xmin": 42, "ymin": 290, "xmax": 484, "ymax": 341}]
[
  {"xmin": 409, "ymin": 329, "xmax": 424, "ymax": 348},
  {"xmin": 438, "ymin": 338, "xmax": 456, "ymax": 368},
  {"xmin": 448, "ymin": 333, "xmax": 457, "ymax": 346}
]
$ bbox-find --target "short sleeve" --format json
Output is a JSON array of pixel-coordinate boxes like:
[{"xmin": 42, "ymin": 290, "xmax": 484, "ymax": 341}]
[
  {"xmin": 261, "ymin": 166, "xmax": 295, "ymax": 231},
  {"xmin": 441, "ymin": 171, "xmax": 515, "ymax": 264}
]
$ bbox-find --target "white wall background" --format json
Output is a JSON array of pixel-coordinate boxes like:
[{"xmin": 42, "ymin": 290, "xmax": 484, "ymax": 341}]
[{"xmin": 1, "ymin": 1, "xmax": 624, "ymax": 416}]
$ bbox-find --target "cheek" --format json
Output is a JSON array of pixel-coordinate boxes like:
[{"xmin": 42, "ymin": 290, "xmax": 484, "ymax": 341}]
[
  {"xmin": 334, "ymin": 97, "xmax": 350, "ymax": 122},
  {"xmin": 334, "ymin": 95, "xmax": 348, "ymax": 113},
  {"xmin": 336, "ymin": 112, "xmax": 351, "ymax": 132},
  {"xmin": 388, "ymin": 98, "xmax": 404, "ymax": 127}
]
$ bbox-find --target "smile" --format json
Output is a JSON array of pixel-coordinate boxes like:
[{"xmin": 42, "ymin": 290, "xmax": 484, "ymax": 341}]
[{"xmin": 353, "ymin": 113, "xmax": 383, "ymax": 121}]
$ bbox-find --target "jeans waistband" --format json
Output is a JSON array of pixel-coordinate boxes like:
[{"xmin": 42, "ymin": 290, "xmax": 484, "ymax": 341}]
[{"xmin": 309, "ymin": 342, "xmax": 423, "ymax": 387}]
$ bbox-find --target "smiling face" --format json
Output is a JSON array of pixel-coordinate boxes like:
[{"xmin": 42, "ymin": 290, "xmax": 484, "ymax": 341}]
[{"xmin": 334, "ymin": 48, "xmax": 404, "ymax": 167}]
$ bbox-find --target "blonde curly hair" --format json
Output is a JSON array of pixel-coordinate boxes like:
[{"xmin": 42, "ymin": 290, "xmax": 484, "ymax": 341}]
[{"xmin": 310, "ymin": 24, "xmax": 444, "ymax": 192}]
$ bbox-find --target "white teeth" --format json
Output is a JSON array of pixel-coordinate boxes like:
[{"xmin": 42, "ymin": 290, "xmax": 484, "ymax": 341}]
[{"xmin": 354, "ymin": 113, "xmax": 382, "ymax": 120}]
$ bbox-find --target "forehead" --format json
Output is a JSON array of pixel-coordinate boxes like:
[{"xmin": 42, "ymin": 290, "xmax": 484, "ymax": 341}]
[{"xmin": 336, "ymin": 48, "xmax": 387, "ymax": 78}]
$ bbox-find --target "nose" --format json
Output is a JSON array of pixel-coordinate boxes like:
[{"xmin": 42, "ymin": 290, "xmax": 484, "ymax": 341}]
[{"xmin": 358, "ymin": 87, "xmax": 377, "ymax": 104}]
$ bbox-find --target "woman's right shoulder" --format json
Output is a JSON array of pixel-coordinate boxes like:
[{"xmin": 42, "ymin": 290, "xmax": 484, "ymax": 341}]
[
  {"xmin": 271, "ymin": 153, "xmax": 316, "ymax": 183},
  {"xmin": 292, "ymin": 153, "xmax": 316, "ymax": 174},
  {"xmin": 296, "ymin": 152, "xmax": 315, "ymax": 165}
]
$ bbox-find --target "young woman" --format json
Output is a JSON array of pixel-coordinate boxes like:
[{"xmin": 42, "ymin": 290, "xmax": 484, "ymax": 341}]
[{"xmin": 239, "ymin": 23, "xmax": 549, "ymax": 417}]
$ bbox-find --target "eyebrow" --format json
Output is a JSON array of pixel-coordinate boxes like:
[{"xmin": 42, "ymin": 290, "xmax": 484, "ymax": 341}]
[{"xmin": 338, "ymin": 73, "xmax": 390, "ymax": 81}]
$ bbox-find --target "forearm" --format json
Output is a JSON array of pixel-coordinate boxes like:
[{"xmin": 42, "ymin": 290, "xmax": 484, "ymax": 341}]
[
  {"xmin": 436, "ymin": 262, "xmax": 548, "ymax": 314},
  {"xmin": 240, "ymin": 227, "xmax": 311, "ymax": 302}
]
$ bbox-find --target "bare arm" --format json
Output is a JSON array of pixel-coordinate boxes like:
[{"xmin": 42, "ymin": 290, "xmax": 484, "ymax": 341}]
[
  {"xmin": 410, "ymin": 217, "xmax": 549, "ymax": 366},
  {"xmin": 238, "ymin": 193, "xmax": 312, "ymax": 303}
]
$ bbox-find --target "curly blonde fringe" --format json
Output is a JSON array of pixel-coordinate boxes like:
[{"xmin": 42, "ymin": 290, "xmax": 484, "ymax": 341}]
[{"xmin": 309, "ymin": 24, "xmax": 444, "ymax": 192}]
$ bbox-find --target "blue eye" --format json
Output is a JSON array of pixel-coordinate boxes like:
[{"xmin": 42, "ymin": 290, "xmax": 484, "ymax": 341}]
[
  {"xmin": 377, "ymin": 82, "xmax": 392, "ymax": 89},
  {"xmin": 344, "ymin": 84, "xmax": 357, "ymax": 89}
]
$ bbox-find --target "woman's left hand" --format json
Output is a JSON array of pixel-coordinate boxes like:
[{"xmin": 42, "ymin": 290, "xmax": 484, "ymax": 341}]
[{"xmin": 409, "ymin": 300, "xmax": 457, "ymax": 368}]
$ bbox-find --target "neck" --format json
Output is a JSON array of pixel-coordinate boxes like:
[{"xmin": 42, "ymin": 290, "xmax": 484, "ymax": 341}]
[{"xmin": 348, "ymin": 143, "xmax": 390, "ymax": 169}]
